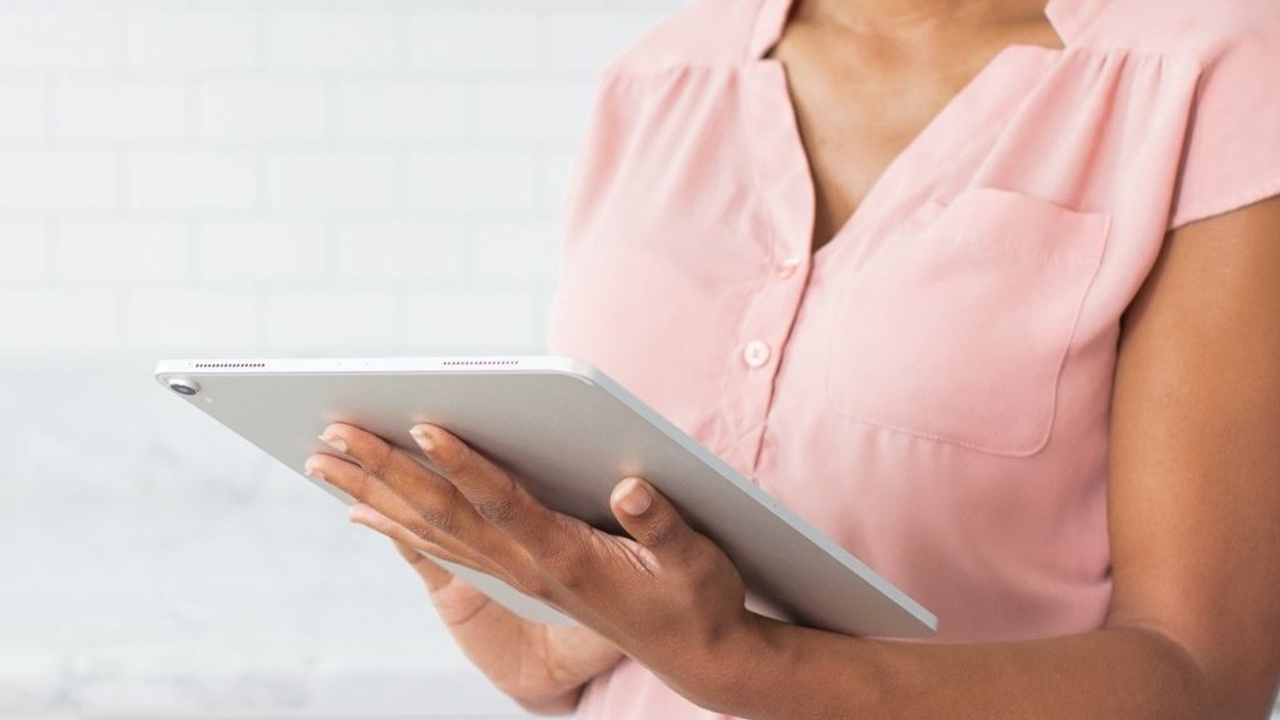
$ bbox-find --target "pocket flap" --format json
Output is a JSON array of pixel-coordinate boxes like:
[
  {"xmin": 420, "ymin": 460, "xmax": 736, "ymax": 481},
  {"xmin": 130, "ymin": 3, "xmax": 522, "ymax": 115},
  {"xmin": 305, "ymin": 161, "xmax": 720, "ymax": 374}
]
[{"xmin": 930, "ymin": 188, "xmax": 1110, "ymax": 267}]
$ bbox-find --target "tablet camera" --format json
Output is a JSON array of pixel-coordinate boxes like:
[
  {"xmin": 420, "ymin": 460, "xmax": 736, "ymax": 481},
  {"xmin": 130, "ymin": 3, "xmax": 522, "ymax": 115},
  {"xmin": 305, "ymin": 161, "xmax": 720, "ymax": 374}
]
[{"xmin": 168, "ymin": 379, "xmax": 200, "ymax": 396}]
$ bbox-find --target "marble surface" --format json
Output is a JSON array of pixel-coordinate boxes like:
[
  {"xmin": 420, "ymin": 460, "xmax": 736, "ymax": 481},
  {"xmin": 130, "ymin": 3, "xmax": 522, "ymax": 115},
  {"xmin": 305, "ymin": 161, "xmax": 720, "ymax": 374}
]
[{"xmin": 1, "ymin": 354, "xmax": 530, "ymax": 719}]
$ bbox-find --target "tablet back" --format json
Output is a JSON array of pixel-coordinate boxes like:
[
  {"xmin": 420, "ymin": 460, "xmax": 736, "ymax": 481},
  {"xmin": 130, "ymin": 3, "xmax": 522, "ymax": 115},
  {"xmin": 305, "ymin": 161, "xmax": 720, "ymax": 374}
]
[{"xmin": 155, "ymin": 356, "xmax": 936, "ymax": 638}]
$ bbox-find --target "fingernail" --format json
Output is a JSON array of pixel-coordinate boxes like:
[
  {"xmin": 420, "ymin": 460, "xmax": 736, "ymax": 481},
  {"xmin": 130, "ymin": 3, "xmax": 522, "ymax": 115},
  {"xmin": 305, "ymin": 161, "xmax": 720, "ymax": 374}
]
[
  {"xmin": 317, "ymin": 433, "xmax": 348, "ymax": 454},
  {"xmin": 303, "ymin": 464, "xmax": 327, "ymax": 483},
  {"xmin": 616, "ymin": 478, "xmax": 652, "ymax": 516},
  {"xmin": 410, "ymin": 425, "xmax": 435, "ymax": 454}
]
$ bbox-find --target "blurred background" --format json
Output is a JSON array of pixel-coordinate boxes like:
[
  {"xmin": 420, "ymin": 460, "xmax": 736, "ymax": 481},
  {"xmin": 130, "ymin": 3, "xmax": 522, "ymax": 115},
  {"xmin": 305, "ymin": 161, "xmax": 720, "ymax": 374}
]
[{"xmin": 0, "ymin": 0, "xmax": 678, "ymax": 718}]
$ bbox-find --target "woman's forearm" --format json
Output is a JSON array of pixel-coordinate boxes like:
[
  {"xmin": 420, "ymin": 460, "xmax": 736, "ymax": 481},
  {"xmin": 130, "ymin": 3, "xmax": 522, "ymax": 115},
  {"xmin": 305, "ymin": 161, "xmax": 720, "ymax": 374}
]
[{"xmin": 697, "ymin": 618, "xmax": 1221, "ymax": 720}]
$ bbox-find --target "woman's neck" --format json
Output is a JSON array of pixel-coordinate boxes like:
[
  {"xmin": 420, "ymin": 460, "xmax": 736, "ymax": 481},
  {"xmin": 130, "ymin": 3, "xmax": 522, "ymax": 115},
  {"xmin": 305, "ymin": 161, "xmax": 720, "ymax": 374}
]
[{"xmin": 796, "ymin": 0, "xmax": 1049, "ymax": 37}]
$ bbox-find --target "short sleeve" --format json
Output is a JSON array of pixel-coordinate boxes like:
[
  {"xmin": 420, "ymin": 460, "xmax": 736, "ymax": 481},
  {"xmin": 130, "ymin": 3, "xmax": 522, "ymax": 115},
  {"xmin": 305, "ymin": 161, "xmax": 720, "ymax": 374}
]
[
  {"xmin": 557, "ymin": 74, "xmax": 637, "ymax": 251},
  {"xmin": 1168, "ymin": 14, "xmax": 1280, "ymax": 229}
]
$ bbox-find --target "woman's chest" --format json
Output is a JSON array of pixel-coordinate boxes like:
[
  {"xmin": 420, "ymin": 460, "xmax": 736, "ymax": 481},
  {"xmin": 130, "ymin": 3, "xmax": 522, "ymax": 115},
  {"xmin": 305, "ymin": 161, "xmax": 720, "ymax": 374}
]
[
  {"xmin": 765, "ymin": 16, "xmax": 1063, "ymax": 253},
  {"xmin": 552, "ymin": 52, "xmax": 1200, "ymax": 474}
]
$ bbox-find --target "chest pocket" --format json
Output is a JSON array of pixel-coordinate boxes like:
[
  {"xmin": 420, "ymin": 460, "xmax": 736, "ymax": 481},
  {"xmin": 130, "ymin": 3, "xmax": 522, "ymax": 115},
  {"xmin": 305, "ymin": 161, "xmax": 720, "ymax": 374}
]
[{"xmin": 825, "ymin": 187, "xmax": 1111, "ymax": 456}]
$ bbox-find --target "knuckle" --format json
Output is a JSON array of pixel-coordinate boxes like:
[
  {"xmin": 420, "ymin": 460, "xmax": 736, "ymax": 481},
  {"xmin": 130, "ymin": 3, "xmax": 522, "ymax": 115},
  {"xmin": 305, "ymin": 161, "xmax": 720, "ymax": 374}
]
[
  {"xmin": 641, "ymin": 514, "xmax": 681, "ymax": 548},
  {"xmin": 401, "ymin": 513, "xmax": 438, "ymax": 542},
  {"xmin": 473, "ymin": 497, "xmax": 519, "ymax": 526},
  {"xmin": 540, "ymin": 542, "xmax": 588, "ymax": 591},
  {"xmin": 362, "ymin": 442, "xmax": 397, "ymax": 479},
  {"xmin": 511, "ymin": 571, "xmax": 552, "ymax": 600},
  {"xmin": 684, "ymin": 541, "xmax": 718, "ymax": 577},
  {"xmin": 429, "ymin": 439, "xmax": 471, "ymax": 475},
  {"xmin": 341, "ymin": 468, "xmax": 376, "ymax": 499},
  {"xmin": 416, "ymin": 503, "xmax": 461, "ymax": 537}
]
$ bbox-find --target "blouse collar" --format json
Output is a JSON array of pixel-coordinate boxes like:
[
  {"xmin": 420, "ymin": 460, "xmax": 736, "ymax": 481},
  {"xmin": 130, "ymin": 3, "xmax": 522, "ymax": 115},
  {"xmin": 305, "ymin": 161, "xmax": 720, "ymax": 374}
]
[{"xmin": 748, "ymin": 0, "xmax": 1080, "ymax": 61}]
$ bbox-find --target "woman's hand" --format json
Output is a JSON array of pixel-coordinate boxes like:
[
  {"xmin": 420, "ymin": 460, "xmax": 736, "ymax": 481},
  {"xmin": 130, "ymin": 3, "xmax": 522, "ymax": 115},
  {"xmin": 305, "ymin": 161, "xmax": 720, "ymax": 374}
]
[
  {"xmin": 351, "ymin": 506, "xmax": 624, "ymax": 715},
  {"xmin": 304, "ymin": 422, "xmax": 759, "ymax": 708}
]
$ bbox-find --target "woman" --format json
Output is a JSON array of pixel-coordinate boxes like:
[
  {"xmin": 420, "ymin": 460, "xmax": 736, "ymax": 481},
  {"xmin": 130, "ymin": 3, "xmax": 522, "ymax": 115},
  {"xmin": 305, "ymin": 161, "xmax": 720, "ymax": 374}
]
[{"xmin": 304, "ymin": 0, "xmax": 1280, "ymax": 716}]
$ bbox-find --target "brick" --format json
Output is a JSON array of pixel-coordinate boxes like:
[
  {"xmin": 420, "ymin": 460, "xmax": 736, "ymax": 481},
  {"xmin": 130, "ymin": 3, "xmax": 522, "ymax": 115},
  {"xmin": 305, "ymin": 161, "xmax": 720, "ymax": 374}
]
[
  {"xmin": 548, "ymin": 12, "xmax": 664, "ymax": 73},
  {"xmin": 406, "ymin": 151, "xmax": 537, "ymax": 214},
  {"xmin": 58, "ymin": 220, "xmax": 188, "ymax": 283},
  {"xmin": 408, "ymin": 12, "xmax": 538, "ymax": 73},
  {"xmin": 335, "ymin": 80, "xmax": 466, "ymax": 142},
  {"xmin": 0, "ymin": 81, "xmax": 47, "ymax": 142},
  {"xmin": 471, "ymin": 81, "xmax": 593, "ymax": 144},
  {"xmin": 472, "ymin": 220, "xmax": 561, "ymax": 285},
  {"xmin": 128, "ymin": 151, "xmax": 258, "ymax": 212},
  {"xmin": 265, "ymin": 152, "xmax": 398, "ymax": 212},
  {"xmin": 266, "ymin": 12, "xmax": 399, "ymax": 72},
  {"xmin": 196, "ymin": 81, "xmax": 328, "ymax": 143},
  {"xmin": 333, "ymin": 220, "xmax": 467, "ymax": 283},
  {"xmin": 195, "ymin": 220, "xmax": 326, "ymax": 283},
  {"xmin": 404, "ymin": 288, "xmax": 540, "ymax": 353},
  {"xmin": 0, "ymin": 291, "xmax": 117, "ymax": 350},
  {"xmin": 0, "ymin": 152, "xmax": 118, "ymax": 212},
  {"xmin": 0, "ymin": 222, "xmax": 49, "ymax": 281},
  {"xmin": 264, "ymin": 290, "xmax": 398, "ymax": 353},
  {"xmin": 125, "ymin": 12, "xmax": 258, "ymax": 72},
  {"xmin": 123, "ymin": 290, "xmax": 258, "ymax": 351},
  {"xmin": 53, "ymin": 81, "xmax": 186, "ymax": 142},
  {"xmin": 0, "ymin": 11, "xmax": 115, "ymax": 70}
]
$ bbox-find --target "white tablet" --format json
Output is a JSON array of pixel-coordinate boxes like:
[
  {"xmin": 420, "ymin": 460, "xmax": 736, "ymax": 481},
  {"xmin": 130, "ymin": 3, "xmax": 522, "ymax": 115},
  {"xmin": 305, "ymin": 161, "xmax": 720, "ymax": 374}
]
[{"xmin": 155, "ymin": 355, "xmax": 936, "ymax": 638}]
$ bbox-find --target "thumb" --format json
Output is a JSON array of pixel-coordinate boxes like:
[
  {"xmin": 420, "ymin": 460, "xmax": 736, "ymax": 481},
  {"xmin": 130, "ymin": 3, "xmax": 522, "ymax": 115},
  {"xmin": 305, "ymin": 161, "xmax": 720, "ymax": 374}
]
[{"xmin": 610, "ymin": 477, "xmax": 693, "ymax": 556}]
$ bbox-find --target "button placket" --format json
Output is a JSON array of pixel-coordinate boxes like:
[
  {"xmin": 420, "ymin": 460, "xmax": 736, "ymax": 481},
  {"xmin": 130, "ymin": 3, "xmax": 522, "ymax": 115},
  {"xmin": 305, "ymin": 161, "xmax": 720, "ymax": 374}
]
[{"xmin": 725, "ymin": 252, "xmax": 811, "ymax": 471}]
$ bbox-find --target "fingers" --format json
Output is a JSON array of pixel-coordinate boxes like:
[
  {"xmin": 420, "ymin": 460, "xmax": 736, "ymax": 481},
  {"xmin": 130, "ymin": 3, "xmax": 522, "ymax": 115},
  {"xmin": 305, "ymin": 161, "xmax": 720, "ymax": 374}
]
[
  {"xmin": 350, "ymin": 505, "xmax": 497, "ymax": 625},
  {"xmin": 307, "ymin": 433, "xmax": 515, "ymax": 575},
  {"xmin": 610, "ymin": 477, "xmax": 696, "ymax": 563},
  {"xmin": 349, "ymin": 503, "xmax": 465, "ymax": 577},
  {"xmin": 409, "ymin": 424, "xmax": 561, "ymax": 555},
  {"xmin": 389, "ymin": 540, "xmax": 459, "ymax": 594},
  {"xmin": 320, "ymin": 423, "xmax": 460, "ymax": 506}
]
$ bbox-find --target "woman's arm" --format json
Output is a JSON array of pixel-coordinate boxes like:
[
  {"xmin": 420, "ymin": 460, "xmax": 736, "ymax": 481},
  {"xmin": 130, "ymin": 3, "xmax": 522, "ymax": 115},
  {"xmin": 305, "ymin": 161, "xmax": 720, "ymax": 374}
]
[
  {"xmin": 308, "ymin": 196, "xmax": 1280, "ymax": 719},
  {"xmin": 704, "ymin": 196, "xmax": 1280, "ymax": 719}
]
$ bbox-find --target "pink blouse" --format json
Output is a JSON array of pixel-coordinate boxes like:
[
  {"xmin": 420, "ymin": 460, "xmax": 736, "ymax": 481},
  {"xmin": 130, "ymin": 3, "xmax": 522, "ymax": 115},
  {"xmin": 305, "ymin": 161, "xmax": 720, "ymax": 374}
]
[{"xmin": 546, "ymin": 0, "xmax": 1280, "ymax": 717}]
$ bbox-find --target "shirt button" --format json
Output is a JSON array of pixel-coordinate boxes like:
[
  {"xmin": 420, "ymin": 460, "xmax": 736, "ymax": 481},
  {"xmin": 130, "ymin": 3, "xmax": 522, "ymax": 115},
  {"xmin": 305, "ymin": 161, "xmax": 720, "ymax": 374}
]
[
  {"xmin": 777, "ymin": 257, "xmax": 803, "ymax": 279},
  {"xmin": 743, "ymin": 340, "xmax": 771, "ymax": 368}
]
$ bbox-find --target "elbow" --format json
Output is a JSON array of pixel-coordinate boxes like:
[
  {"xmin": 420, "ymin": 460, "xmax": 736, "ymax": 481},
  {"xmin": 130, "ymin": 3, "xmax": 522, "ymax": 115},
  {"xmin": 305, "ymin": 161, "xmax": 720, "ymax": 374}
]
[{"xmin": 1112, "ymin": 624, "xmax": 1273, "ymax": 720}]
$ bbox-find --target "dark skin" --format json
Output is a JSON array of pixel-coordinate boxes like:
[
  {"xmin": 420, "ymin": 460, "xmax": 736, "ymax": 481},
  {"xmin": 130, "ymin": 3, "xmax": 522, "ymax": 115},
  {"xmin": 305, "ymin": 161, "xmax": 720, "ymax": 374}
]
[
  {"xmin": 775, "ymin": 0, "xmax": 1064, "ymax": 250},
  {"xmin": 305, "ymin": 0, "xmax": 1280, "ymax": 716}
]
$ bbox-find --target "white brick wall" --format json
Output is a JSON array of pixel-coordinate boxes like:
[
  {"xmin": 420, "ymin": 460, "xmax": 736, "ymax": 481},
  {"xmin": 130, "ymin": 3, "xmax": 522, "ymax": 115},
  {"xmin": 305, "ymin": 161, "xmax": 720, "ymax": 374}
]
[
  {"xmin": 408, "ymin": 13, "xmax": 541, "ymax": 73},
  {"xmin": 125, "ymin": 12, "xmax": 259, "ymax": 72},
  {"xmin": 336, "ymin": 81, "xmax": 468, "ymax": 141},
  {"xmin": 0, "ymin": 2, "xmax": 681, "ymax": 718},
  {"xmin": 0, "ymin": 0, "xmax": 679, "ymax": 358},
  {"xmin": 0, "ymin": 81, "xmax": 48, "ymax": 140},
  {"xmin": 198, "ymin": 80, "xmax": 330, "ymax": 142},
  {"xmin": 53, "ymin": 81, "xmax": 188, "ymax": 142},
  {"xmin": 128, "ymin": 150, "xmax": 260, "ymax": 211},
  {"xmin": 0, "ymin": 151, "xmax": 119, "ymax": 210},
  {"xmin": 0, "ymin": 11, "xmax": 116, "ymax": 70}
]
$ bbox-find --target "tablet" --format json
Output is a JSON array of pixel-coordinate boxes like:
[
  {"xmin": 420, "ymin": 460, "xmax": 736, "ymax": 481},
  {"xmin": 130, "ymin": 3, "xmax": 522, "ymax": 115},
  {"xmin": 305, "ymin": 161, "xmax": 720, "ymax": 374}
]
[{"xmin": 155, "ymin": 355, "xmax": 936, "ymax": 638}]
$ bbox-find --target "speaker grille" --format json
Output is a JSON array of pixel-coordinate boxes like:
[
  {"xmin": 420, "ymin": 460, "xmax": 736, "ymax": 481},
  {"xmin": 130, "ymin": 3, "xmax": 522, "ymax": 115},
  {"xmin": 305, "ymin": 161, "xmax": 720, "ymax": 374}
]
[
  {"xmin": 441, "ymin": 359, "xmax": 520, "ymax": 367},
  {"xmin": 194, "ymin": 362, "xmax": 266, "ymax": 369}
]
